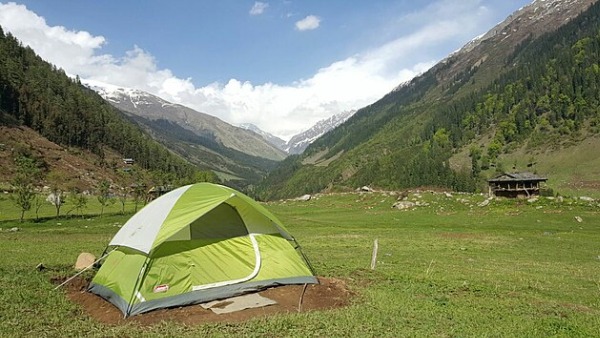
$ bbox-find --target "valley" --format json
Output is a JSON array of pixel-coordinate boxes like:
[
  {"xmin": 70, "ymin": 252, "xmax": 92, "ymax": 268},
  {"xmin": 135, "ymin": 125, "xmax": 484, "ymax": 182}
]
[
  {"xmin": 0, "ymin": 1, "xmax": 599, "ymax": 336},
  {"xmin": 1, "ymin": 190, "xmax": 598, "ymax": 336}
]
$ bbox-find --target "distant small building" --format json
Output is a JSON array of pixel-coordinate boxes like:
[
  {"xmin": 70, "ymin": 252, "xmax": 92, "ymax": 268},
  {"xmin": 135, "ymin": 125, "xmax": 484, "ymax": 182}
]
[
  {"xmin": 123, "ymin": 158, "xmax": 135, "ymax": 165},
  {"xmin": 147, "ymin": 185, "xmax": 173, "ymax": 201},
  {"xmin": 488, "ymin": 172, "xmax": 548, "ymax": 198}
]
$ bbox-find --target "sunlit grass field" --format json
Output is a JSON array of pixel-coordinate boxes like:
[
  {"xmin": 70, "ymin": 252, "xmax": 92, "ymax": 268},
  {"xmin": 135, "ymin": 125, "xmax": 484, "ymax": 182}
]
[{"xmin": 1, "ymin": 191, "xmax": 599, "ymax": 337}]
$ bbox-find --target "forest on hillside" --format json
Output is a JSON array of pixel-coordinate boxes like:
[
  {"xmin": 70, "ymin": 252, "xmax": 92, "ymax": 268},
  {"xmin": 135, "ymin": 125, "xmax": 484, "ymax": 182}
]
[
  {"xmin": 258, "ymin": 1, "xmax": 600, "ymax": 200},
  {"xmin": 0, "ymin": 26, "xmax": 219, "ymax": 189}
]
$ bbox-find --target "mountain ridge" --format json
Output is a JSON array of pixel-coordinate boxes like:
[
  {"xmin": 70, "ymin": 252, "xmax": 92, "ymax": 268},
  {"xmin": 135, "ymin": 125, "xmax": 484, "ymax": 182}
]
[
  {"xmin": 239, "ymin": 110, "xmax": 356, "ymax": 155},
  {"xmin": 88, "ymin": 81, "xmax": 286, "ymax": 161},
  {"xmin": 284, "ymin": 110, "xmax": 356, "ymax": 154},
  {"xmin": 257, "ymin": 0, "xmax": 600, "ymax": 200},
  {"xmin": 239, "ymin": 123, "xmax": 287, "ymax": 151},
  {"xmin": 87, "ymin": 82, "xmax": 286, "ymax": 187}
]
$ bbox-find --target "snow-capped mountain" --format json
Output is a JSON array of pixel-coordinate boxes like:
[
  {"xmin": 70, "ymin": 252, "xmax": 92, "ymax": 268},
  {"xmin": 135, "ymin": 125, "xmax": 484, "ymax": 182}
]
[
  {"xmin": 395, "ymin": 0, "xmax": 590, "ymax": 94},
  {"xmin": 238, "ymin": 111, "xmax": 357, "ymax": 155},
  {"xmin": 85, "ymin": 80, "xmax": 286, "ymax": 185},
  {"xmin": 444, "ymin": 0, "xmax": 594, "ymax": 62},
  {"xmin": 86, "ymin": 80, "xmax": 285, "ymax": 161},
  {"xmin": 285, "ymin": 110, "xmax": 356, "ymax": 155},
  {"xmin": 87, "ymin": 81, "xmax": 177, "ymax": 109},
  {"xmin": 239, "ymin": 123, "xmax": 287, "ymax": 151},
  {"xmin": 88, "ymin": 80, "xmax": 354, "ymax": 159}
]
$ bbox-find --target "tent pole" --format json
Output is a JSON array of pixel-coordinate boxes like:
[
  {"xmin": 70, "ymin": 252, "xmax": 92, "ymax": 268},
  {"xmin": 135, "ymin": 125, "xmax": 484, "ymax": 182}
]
[
  {"xmin": 53, "ymin": 247, "xmax": 118, "ymax": 291},
  {"xmin": 294, "ymin": 239, "xmax": 317, "ymax": 276},
  {"xmin": 125, "ymin": 256, "xmax": 151, "ymax": 318}
]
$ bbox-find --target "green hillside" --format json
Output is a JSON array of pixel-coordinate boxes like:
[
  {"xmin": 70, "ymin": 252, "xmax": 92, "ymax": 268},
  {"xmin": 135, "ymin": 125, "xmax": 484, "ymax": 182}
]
[
  {"xmin": 134, "ymin": 116, "xmax": 280, "ymax": 189},
  {"xmin": 97, "ymin": 87, "xmax": 286, "ymax": 188},
  {"xmin": 258, "ymin": 1, "xmax": 600, "ymax": 200},
  {"xmin": 0, "ymin": 26, "xmax": 215, "ymax": 189}
]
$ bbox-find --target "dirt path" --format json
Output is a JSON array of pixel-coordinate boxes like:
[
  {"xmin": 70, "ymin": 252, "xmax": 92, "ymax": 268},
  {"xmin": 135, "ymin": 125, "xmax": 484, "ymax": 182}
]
[{"xmin": 62, "ymin": 277, "xmax": 353, "ymax": 326}]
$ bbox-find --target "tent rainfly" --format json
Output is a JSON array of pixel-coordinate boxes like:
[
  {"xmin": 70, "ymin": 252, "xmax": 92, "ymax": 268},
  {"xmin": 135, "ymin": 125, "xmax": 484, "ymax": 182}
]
[{"xmin": 89, "ymin": 183, "xmax": 317, "ymax": 317}]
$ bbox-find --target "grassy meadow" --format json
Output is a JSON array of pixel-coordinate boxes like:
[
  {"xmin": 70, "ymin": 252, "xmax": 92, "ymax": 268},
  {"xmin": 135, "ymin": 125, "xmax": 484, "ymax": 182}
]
[{"xmin": 0, "ymin": 190, "xmax": 599, "ymax": 337}]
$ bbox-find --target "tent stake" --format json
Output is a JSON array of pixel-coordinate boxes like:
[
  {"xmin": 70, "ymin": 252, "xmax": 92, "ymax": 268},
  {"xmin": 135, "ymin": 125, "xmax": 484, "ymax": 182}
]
[
  {"xmin": 370, "ymin": 239, "xmax": 379, "ymax": 270},
  {"xmin": 298, "ymin": 283, "xmax": 308, "ymax": 312}
]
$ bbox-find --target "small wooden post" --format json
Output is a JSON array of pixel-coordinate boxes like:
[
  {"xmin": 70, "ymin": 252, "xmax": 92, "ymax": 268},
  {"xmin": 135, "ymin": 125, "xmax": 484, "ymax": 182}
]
[{"xmin": 370, "ymin": 239, "xmax": 379, "ymax": 270}]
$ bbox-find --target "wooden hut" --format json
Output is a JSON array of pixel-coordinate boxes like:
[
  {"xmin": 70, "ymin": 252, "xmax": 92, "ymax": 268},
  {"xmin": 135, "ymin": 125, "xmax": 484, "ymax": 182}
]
[{"xmin": 488, "ymin": 172, "xmax": 547, "ymax": 198}]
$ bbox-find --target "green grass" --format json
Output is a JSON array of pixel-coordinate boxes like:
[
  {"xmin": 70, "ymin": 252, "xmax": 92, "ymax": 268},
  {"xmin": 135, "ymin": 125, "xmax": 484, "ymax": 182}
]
[
  {"xmin": 450, "ymin": 134, "xmax": 600, "ymax": 199},
  {"xmin": 1, "ymin": 191, "xmax": 599, "ymax": 337},
  {"xmin": 0, "ymin": 192, "xmax": 142, "ymax": 221}
]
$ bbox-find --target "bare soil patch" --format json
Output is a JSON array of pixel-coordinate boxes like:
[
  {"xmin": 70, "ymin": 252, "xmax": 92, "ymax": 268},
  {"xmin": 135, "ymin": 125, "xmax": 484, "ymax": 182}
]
[
  {"xmin": 56, "ymin": 276, "xmax": 353, "ymax": 326},
  {"xmin": 0, "ymin": 125, "xmax": 133, "ymax": 191},
  {"xmin": 567, "ymin": 180, "xmax": 600, "ymax": 190}
]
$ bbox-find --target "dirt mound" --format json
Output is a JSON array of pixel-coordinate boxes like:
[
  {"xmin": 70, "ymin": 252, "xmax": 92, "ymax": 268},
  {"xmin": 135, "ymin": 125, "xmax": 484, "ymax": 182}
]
[{"xmin": 60, "ymin": 276, "xmax": 353, "ymax": 326}]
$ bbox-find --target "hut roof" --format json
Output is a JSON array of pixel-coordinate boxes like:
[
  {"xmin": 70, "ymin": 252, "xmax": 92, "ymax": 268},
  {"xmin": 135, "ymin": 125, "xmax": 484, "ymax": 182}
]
[{"xmin": 488, "ymin": 172, "xmax": 547, "ymax": 183}]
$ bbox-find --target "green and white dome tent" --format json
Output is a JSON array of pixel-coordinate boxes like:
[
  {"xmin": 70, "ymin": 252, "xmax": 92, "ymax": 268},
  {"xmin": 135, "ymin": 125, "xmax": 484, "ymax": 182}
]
[{"xmin": 89, "ymin": 183, "xmax": 317, "ymax": 317}]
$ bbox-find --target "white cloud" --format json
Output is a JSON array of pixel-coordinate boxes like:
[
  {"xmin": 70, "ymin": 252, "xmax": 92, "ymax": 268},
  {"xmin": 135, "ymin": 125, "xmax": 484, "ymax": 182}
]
[
  {"xmin": 0, "ymin": 2, "xmax": 108, "ymax": 74},
  {"xmin": 249, "ymin": 2, "xmax": 268, "ymax": 16},
  {"xmin": 295, "ymin": 15, "xmax": 320, "ymax": 31},
  {"xmin": 0, "ymin": 1, "xmax": 499, "ymax": 140}
]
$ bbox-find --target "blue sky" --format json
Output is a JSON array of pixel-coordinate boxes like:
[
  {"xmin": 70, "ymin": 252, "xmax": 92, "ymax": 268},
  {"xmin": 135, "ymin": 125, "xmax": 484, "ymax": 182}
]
[{"xmin": 0, "ymin": 1, "xmax": 531, "ymax": 139}]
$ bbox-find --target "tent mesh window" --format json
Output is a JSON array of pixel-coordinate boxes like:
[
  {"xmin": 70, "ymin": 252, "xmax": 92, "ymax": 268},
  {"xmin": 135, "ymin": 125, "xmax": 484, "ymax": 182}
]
[{"xmin": 190, "ymin": 203, "xmax": 248, "ymax": 239}]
